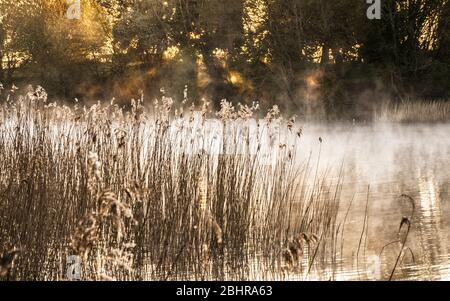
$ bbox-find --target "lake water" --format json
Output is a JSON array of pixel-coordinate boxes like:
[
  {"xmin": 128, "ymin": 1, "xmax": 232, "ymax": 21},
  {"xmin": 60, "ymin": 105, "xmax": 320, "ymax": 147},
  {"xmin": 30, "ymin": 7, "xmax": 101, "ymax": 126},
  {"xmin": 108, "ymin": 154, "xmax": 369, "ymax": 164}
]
[
  {"xmin": 163, "ymin": 119, "xmax": 450, "ymax": 281},
  {"xmin": 296, "ymin": 122, "xmax": 450, "ymax": 280},
  {"xmin": 8, "ymin": 116, "xmax": 448, "ymax": 281}
]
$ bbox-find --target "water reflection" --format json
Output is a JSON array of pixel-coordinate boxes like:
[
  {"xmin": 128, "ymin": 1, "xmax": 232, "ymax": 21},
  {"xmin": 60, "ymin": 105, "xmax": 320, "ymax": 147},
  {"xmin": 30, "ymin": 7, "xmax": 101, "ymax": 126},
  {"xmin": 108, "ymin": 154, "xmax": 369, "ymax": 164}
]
[
  {"xmin": 409, "ymin": 170, "xmax": 448, "ymax": 280},
  {"xmin": 297, "ymin": 123, "xmax": 450, "ymax": 281}
]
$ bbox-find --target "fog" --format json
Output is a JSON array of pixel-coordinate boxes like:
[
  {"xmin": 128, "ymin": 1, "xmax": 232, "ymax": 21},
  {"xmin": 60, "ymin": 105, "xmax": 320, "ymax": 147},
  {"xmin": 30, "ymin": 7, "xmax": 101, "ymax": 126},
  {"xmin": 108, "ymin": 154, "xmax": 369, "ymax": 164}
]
[{"xmin": 296, "ymin": 122, "xmax": 450, "ymax": 280}]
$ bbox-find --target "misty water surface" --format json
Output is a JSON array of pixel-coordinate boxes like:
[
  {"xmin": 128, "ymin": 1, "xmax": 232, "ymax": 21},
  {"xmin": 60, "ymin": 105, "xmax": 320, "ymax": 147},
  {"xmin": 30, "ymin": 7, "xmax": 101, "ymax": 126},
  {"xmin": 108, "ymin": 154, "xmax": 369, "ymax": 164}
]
[{"xmin": 297, "ymin": 122, "xmax": 450, "ymax": 280}]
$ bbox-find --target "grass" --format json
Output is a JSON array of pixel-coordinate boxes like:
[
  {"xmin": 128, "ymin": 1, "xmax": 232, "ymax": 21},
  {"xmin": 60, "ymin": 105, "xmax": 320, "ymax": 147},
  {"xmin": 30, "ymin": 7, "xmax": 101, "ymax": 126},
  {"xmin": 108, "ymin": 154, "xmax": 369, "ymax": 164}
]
[
  {"xmin": 375, "ymin": 99, "xmax": 450, "ymax": 123},
  {"xmin": 0, "ymin": 86, "xmax": 342, "ymax": 281}
]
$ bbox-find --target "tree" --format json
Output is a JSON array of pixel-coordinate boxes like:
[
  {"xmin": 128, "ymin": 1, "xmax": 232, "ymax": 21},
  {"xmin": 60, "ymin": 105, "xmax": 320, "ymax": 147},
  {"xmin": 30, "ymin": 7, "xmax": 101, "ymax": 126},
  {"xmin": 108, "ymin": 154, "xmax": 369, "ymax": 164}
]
[
  {"xmin": 0, "ymin": 22, "xmax": 5, "ymax": 82},
  {"xmin": 197, "ymin": 0, "xmax": 244, "ymax": 105},
  {"xmin": 0, "ymin": 0, "xmax": 449, "ymax": 110},
  {"xmin": 436, "ymin": 1, "xmax": 450, "ymax": 63}
]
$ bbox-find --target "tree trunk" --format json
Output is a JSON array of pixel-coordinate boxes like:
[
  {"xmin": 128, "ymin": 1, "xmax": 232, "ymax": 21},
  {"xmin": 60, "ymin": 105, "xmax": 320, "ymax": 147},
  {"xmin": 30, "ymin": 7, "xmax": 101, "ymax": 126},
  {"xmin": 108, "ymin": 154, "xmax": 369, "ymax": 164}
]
[
  {"xmin": 437, "ymin": 1, "xmax": 450, "ymax": 62},
  {"xmin": 332, "ymin": 47, "xmax": 343, "ymax": 65},
  {"xmin": 0, "ymin": 51, "xmax": 4, "ymax": 82},
  {"xmin": 0, "ymin": 25, "xmax": 4, "ymax": 82},
  {"xmin": 321, "ymin": 44, "xmax": 329, "ymax": 65}
]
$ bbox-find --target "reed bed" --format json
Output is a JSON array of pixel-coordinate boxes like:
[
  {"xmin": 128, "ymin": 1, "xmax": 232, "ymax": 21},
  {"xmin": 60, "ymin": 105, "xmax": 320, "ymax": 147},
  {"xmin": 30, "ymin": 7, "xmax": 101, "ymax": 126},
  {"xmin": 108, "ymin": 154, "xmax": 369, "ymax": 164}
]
[
  {"xmin": 0, "ymin": 86, "xmax": 342, "ymax": 280},
  {"xmin": 375, "ymin": 100, "xmax": 450, "ymax": 123}
]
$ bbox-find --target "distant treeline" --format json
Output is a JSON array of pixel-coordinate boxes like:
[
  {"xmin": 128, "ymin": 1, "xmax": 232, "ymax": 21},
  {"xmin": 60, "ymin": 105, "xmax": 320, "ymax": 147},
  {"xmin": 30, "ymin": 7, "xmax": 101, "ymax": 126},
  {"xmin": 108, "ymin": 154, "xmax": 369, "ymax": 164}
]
[{"xmin": 0, "ymin": 0, "xmax": 449, "ymax": 119}]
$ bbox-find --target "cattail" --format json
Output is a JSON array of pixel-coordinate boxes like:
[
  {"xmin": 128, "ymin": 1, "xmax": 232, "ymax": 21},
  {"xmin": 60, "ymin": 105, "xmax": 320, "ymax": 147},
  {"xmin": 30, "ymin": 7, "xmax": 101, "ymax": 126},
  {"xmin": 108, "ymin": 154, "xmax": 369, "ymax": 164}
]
[
  {"xmin": 399, "ymin": 216, "xmax": 411, "ymax": 233},
  {"xmin": 298, "ymin": 233, "xmax": 310, "ymax": 246},
  {"xmin": 310, "ymin": 234, "xmax": 319, "ymax": 244},
  {"xmin": 283, "ymin": 249, "xmax": 294, "ymax": 267},
  {"xmin": 288, "ymin": 241, "xmax": 300, "ymax": 262},
  {"xmin": 216, "ymin": 99, "xmax": 236, "ymax": 120},
  {"xmin": 264, "ymin": 105, "xmax": 280, "ymax": 125},
  {"xmin": 201, "ymin": 98, "xmax": 210, "ymax": 121},
  {"xmin": 287, "ymin": 115, "xmax": 297, "ymax": 132},
  {"xmin": 183, "ymin": 85, "xmax": 188, "ymax": 104},
  {"xmin": 189, "ymin": 103, "xmax": 196, "ymax": 123},
  {"xmin": 10, "ymin": 84, "xmax": 18, "ymax": 93},
  {"xmin": 237, "ymin": 103, "xmax": 255, "ymax": 120}
]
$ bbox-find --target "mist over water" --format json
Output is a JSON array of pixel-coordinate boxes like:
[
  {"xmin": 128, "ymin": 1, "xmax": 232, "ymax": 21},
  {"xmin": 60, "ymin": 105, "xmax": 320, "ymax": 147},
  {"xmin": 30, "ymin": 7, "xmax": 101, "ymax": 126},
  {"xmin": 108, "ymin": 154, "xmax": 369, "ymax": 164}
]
[
  {"xmin": 163, "ymin": 118, "xmax": 450, "ymax": 280},
  {"xmin": 297, "ymin": 122, "xmax": 450, "ymax": 280},
  {"xmin": 2, "ymin": 0, "xmax": 450, "ymax": 284}
]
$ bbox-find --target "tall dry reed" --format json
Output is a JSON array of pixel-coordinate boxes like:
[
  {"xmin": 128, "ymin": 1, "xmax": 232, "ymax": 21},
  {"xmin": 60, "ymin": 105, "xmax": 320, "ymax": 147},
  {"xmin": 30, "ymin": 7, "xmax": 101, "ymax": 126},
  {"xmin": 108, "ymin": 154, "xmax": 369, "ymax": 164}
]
[{"xmin": 0, "ymin": 85, "xmax": 341, "ymax": 280}]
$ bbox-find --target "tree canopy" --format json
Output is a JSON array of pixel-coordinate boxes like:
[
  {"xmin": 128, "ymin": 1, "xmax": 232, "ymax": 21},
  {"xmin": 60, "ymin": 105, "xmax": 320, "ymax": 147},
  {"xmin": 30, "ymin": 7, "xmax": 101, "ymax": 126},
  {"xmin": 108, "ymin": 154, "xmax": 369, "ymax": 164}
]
[{"xmin": 0, "ymin": 0, "xmax": 449, "ymax": 118}]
